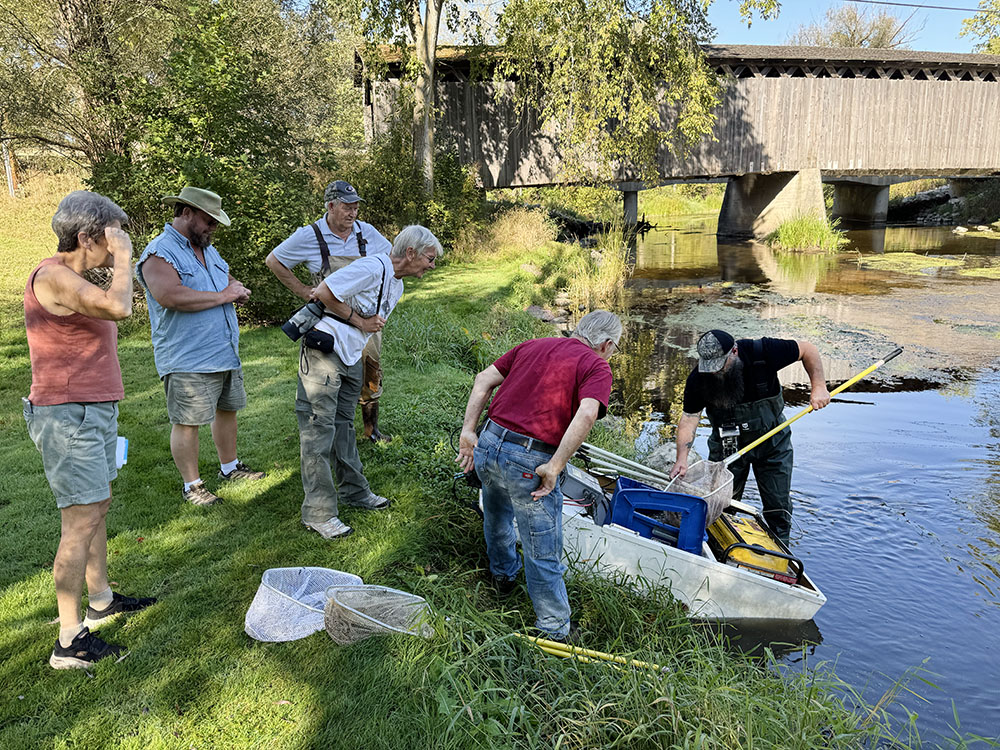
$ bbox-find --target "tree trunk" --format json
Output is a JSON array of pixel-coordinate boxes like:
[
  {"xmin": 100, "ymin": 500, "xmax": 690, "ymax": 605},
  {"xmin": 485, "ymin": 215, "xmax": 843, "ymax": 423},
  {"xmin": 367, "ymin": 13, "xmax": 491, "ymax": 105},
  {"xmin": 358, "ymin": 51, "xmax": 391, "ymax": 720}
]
[
  {"xmin": 413, "ymin": 0, "xmax": 443, "ymax": 196},
  {"xmin": 2, "ymin": 139, "xmax": 15, "ymax": 197}
]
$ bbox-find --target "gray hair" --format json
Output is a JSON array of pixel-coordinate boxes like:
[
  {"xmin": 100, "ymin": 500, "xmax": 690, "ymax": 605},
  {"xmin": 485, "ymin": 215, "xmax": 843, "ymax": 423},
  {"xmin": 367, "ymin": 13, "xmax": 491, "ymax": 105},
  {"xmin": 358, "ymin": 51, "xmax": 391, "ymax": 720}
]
[
  {"xmin": 390, "ymin": 224, "xmax": 443, "ymax": 259},
  {"xmin": 52, "ymin": 191, "xmax": 128, "ymax": 253},
  {"xmin": 573, "ymin": 309, "xmax": 623, "ymax": 349}
]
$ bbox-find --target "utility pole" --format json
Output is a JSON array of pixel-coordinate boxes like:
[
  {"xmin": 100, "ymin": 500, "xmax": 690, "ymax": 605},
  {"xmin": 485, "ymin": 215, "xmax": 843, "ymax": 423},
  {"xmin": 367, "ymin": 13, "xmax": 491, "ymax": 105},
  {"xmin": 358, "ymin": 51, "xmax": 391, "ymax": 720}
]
[{"xmin": 1, "ymin": 139, "xmax": 14, "ymax": 198}]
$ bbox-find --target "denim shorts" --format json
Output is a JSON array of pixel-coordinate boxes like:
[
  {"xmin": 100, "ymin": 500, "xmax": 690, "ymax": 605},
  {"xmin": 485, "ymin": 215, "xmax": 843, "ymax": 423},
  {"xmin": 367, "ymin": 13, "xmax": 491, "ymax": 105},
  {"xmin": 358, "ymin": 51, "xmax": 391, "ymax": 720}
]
[
  {"xmin": 164, "ymin": 369, "xmax": 246, "ymax": 425},
  {"xmin": 24, "ymin": 399, "xmax": 118, "ymax": 508}
]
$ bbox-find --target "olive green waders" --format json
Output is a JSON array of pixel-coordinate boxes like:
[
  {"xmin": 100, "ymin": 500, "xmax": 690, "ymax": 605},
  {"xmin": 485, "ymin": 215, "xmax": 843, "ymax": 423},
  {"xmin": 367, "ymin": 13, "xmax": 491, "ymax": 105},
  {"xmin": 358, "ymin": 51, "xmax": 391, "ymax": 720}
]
[{"xmin": 706, "ymin": 392, "xmax": 794, "ymax": 545}]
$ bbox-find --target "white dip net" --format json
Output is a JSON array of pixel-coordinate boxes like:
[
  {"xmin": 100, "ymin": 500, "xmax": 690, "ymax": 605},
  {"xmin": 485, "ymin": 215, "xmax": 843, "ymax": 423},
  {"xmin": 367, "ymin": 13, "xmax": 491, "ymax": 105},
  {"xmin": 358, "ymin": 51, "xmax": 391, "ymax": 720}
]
[
  {"xmin": 324, "ymin": 585, "xmax": 435, "ymax": 645},
  {"xmin": 668, "ymin": 460, "xmax": 734, "ymax": 526},
  {"xmin": 245, "ymin": 567, "xmax": 362, "ymax": 642}
]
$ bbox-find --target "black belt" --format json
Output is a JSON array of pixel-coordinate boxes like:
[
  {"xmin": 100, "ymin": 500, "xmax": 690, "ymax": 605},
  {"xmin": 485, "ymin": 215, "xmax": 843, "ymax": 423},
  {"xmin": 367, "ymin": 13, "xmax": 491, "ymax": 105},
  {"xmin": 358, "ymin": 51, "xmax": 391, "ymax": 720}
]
[{"xmin": 485, "ymin": 420, "xmax": 558, "ymax": 455}]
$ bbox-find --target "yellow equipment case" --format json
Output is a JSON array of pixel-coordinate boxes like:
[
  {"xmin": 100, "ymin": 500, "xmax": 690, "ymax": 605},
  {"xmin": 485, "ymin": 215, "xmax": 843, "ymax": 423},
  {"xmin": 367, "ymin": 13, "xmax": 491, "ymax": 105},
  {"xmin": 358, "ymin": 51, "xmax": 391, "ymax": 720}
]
[{"xmin": 707, "ymin": 514, "xmax": 803, "ymax": 585}]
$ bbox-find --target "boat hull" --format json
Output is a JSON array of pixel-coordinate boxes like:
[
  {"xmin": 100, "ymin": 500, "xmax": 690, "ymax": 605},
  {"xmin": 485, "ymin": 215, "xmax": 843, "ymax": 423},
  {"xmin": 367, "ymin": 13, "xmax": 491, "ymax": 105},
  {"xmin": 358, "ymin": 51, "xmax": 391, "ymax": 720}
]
[{"xmin": 562, "ymin": 510, "xmax": 826, "ymax": 621}]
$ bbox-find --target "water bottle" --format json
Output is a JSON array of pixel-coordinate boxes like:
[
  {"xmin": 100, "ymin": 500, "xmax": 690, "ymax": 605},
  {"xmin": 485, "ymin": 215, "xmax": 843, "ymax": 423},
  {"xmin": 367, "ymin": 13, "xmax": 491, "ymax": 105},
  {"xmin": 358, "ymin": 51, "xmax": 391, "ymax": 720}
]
[{"xmin": 281, "ymin": 300, "xmax": 325, "ymax": 341}]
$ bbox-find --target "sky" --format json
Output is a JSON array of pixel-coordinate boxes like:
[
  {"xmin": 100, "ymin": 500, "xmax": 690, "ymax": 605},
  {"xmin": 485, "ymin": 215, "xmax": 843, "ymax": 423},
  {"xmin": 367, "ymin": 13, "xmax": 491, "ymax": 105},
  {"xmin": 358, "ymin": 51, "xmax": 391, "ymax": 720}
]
[{"xmin": 707, "ymin": 0, "xmax": 979, "ymax": 53}]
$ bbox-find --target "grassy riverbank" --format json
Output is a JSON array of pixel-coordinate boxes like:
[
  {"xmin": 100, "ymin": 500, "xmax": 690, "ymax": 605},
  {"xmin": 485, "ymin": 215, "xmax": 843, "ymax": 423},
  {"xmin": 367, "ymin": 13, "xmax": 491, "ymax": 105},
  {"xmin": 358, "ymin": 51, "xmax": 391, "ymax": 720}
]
[{"xmin": 0, "ymin": 184, "xmax": 933, "ymax": 749}]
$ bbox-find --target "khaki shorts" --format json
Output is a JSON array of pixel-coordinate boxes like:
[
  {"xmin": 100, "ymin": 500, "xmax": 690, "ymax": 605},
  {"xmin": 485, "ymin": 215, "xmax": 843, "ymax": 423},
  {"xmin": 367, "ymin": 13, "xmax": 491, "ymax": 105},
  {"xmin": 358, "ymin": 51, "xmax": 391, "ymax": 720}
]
[
  {"xmin": 24, "ymin": 399, "xmax": 118, "ymax": 508},
  {"xmin": 164, "ymin": 369, "xmax": 247, "ymax": 425}
]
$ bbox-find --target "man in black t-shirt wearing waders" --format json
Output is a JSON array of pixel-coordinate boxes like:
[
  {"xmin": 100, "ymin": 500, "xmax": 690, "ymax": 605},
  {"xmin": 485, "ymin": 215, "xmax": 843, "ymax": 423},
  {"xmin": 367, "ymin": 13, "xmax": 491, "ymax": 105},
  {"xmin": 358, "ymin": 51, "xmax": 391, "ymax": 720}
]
[{"xmin": 670, "ymin": 330, "xmax": 831, "ymax": 545}]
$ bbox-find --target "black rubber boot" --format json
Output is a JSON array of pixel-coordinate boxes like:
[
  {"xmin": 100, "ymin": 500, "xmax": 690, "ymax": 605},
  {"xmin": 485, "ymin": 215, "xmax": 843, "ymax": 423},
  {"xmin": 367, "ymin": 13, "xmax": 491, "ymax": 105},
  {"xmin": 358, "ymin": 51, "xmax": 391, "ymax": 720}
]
[{"xmin": 362, "ymin": 402, "xmax": 392, "ymax": 443}]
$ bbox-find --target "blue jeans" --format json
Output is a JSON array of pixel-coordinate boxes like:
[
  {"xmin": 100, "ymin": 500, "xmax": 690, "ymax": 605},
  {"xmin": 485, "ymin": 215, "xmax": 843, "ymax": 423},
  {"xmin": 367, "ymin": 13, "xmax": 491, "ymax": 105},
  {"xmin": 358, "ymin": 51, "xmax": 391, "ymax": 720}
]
[{"xmin": 474, "ymin": 426, "xmax": 570, "ymax": 639}]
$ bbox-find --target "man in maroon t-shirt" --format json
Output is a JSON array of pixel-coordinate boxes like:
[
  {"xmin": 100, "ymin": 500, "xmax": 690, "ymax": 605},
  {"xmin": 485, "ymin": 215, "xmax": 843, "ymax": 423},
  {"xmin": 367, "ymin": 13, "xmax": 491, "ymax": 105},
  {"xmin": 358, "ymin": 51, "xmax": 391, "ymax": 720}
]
[{"xmin": 456, "ymin": 310, "xmax": 622, "ymax": 643}]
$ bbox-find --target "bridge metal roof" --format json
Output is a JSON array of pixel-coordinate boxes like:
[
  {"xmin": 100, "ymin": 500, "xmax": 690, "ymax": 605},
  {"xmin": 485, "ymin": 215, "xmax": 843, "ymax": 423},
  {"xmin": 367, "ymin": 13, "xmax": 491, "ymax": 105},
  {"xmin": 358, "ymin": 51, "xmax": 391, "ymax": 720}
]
[{"xmin": 704, "ymin": 44, "xmax": 1000, "ymax": 68}]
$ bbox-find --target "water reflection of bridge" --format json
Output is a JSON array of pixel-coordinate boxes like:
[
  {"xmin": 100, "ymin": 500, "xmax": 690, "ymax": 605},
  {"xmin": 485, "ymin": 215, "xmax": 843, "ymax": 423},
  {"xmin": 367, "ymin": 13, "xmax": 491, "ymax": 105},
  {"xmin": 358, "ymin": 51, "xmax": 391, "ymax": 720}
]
[
  {"xmin": 632, "ymin": 219, "xmax": 1000, "ymax": 295},
  {"xmin": 366, "ymin": 45, "xmax": 1000, "ymax": 237}
]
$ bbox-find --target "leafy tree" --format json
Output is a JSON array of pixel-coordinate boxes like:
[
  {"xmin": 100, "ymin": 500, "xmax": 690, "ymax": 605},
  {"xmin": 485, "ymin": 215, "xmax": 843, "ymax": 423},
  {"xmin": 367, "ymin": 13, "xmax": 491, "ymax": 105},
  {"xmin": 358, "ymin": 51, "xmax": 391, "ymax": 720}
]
[
  {"xmin": 494, "ymin": 0, "xmax": 720, "ymax": 182},
  {"xmin": 787, "ymin": 3, "xmax": 922, "ymax": 49},
  {"xmin": 0, "ymin": 0, "xmax": 359, "ymax": 179},
  {"xmin": 88, "ymin": 0, "xmax": 363, "ymax": 322},
  {"xmin": 358, "ymin": 0, "xmax": 781, "ymax": 192},
  {"xmin": 0, "ymin": 0, "xmax": 178, "ymax": 162},
  {"xmin": 960, "ymin": 0, "xmax": 1000, "ymax": 53}
]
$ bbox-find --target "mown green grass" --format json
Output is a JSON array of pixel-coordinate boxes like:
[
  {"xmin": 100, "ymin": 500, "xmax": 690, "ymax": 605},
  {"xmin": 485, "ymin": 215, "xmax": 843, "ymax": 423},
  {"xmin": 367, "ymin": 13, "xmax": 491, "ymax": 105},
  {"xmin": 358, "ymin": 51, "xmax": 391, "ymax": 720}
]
[
  {"xmin": 765, "ymin": 215, "xmax": 849, "ymax": 253},
  {"xmin": 0, "ymin": 186, "xmax": 956, "ymax": 749}
]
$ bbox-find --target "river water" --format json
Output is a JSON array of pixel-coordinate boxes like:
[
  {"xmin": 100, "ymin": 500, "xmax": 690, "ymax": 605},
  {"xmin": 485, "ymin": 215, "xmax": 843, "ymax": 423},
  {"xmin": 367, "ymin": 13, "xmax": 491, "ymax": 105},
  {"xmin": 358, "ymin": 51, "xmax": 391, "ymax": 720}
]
[{"xmin": 626, "ymin": 216, "xmax": 1000, "ymax": 744}]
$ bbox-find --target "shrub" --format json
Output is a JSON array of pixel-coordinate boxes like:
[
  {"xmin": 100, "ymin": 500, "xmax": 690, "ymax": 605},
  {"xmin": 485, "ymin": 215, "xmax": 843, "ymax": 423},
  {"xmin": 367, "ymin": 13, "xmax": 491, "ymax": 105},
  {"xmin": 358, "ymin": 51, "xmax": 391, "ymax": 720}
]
[{"xmin": 960, "ymin": 178, "xmax": 1000, "ymax": 223}]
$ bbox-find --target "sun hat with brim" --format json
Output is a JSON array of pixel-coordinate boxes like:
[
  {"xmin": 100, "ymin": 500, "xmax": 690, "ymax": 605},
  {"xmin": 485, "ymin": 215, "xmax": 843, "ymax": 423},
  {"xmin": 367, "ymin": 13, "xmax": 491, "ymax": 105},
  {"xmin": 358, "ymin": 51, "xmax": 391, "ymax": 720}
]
[
  {"xmin": 163, "ymin": 186, "xmax": 231, "ymax": 226},
  {"xmin": 697, "ymin": 329, "xmax": 736, "ymax": 373}
]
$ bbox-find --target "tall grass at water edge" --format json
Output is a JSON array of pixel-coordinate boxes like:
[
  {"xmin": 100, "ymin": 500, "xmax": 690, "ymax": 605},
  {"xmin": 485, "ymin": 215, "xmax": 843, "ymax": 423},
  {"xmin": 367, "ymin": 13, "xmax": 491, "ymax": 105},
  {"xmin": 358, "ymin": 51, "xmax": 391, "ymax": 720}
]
[
  {"xmin": 451, "ymin": 206, "xmax": 632, "ymax": 323},
  {"xmin": 765, "ymin": 215, "xmax": 849, "ymax": 253},
  {"xmin": 0, "ymin": 178, "xmax": 986, "ymax": 748},
  {"xmin": 639, "ymin": 184, "xmax": 725, "ymax": 217},
  {"xmin": 564, "ymin": 221, "xmax": 634, "ymax": 320}
]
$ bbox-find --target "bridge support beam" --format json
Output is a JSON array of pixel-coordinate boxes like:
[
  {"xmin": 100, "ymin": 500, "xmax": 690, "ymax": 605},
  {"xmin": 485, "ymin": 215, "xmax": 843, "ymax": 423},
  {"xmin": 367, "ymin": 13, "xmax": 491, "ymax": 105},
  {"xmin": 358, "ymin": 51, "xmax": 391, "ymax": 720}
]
[
  {"xmin": 623, "ymin": 189, "xmax": 638, "ymax": 224},
  {"xmin": 831, "ymin": 182, "xmax": 889, "ymax": 226},
  {"xmin": 717, "ymin": 169, "xmax": 824, "ymax": 240}
]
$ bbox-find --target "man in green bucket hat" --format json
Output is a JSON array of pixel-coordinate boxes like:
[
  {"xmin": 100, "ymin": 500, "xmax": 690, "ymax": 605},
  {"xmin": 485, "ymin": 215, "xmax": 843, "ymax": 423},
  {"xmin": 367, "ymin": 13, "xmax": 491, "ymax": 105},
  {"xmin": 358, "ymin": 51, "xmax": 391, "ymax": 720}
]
[{"xmin": 137, "ymin": 186, "xmax": 265, "ymax": 506}]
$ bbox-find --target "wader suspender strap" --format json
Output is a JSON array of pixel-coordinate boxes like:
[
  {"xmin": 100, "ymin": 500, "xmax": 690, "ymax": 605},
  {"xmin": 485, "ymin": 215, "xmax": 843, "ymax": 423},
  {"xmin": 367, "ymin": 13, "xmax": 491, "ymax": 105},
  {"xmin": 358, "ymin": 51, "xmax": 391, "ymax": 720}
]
[
  {"xmin": 751, "ymin": 339, "xmax": 770, "ymax": 400},
  {"xmin": 309, "ymin": 219, "xmax": 366, "ymax": 274},
  {"xmin": 309, "ymin": 221, "xmax": 332, "ymax": 277},
  {"xmin": 355, "ymin": 221, "xmax": 367, "ymax": 256},
  {"xmin": 322, "ymin": 256, "xmax": 388, "ymax": 326}
]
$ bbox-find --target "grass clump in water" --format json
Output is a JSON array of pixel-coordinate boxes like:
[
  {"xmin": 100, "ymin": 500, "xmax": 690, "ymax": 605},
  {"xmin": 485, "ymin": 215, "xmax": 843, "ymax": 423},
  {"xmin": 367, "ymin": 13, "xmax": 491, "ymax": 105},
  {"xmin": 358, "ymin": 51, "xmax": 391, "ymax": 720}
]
[{"xmin": 765, "ymin": 215, "xmax": 848, "ymax": 253}]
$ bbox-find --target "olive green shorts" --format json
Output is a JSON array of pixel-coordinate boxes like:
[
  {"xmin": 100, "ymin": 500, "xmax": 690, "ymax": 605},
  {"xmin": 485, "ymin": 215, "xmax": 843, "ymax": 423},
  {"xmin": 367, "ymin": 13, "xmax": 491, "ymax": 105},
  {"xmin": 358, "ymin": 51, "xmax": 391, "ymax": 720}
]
[
  {"xmin": 24, "ymin": 399, "xmax": 118, "ymax": 508},
  {"xmin": 163, "ymin": 369, "xmax": 247, "ymax": 425}
]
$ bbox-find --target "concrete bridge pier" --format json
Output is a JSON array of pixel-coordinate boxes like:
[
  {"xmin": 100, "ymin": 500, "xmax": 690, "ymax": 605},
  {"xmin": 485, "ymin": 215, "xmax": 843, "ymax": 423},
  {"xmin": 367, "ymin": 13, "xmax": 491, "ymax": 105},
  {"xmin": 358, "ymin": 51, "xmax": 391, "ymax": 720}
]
[
  {"xmin": 620, "ymin": 183, "xmax": 640, "ymax": 225},
  {"xmin": 717, "ymin": 169, "xmax": 825, "ymax": 240},
  {"xmin": 831, "ymin": 181, "xmax": 890, "ymax": 226}
]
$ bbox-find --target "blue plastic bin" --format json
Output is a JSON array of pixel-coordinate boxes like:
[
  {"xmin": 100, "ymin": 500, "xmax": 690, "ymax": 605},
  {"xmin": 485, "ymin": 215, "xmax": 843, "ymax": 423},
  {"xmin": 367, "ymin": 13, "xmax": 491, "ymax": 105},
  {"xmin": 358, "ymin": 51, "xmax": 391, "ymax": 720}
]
[{"xmin": 609, "ymin": 476, "xmax": 708, "ymax": 554}]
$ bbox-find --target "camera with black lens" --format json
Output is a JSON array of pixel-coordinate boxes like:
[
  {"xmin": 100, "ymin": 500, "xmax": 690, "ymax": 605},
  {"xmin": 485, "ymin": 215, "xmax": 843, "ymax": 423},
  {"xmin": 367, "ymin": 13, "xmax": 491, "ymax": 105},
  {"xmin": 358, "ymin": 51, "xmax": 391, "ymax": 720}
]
[{"xmin": 281, "ymin": 300, "xmax": 325, "ymax": 341}]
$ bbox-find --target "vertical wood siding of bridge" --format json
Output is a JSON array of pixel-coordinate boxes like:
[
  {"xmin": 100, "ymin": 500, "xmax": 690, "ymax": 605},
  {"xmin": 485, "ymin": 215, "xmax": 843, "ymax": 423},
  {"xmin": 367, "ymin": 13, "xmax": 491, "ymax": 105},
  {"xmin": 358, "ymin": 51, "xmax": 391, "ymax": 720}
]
[{"xmin": 368, "ymin": 77, "xmax": 1000, "ymax": 188}]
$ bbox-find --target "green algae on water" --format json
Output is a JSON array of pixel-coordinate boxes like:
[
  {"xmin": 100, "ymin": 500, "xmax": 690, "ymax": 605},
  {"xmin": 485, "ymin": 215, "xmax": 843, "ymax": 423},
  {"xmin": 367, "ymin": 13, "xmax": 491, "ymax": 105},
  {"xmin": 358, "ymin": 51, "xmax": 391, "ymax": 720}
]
[{"xmin": 858, "ymin": 252, "xmax": 963, "ymax": 275}]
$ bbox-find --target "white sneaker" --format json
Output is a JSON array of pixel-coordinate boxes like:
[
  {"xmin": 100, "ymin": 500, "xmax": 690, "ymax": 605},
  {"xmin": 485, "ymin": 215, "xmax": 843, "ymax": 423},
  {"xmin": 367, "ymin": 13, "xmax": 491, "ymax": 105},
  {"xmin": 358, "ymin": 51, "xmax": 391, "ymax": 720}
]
[
  {"xmin": 303, "ymin": 517, "xmax": 353, "ymax": 539},
  {"xmin": 344, "ymin": 492, "xmax": 392, "ymax": 510}
]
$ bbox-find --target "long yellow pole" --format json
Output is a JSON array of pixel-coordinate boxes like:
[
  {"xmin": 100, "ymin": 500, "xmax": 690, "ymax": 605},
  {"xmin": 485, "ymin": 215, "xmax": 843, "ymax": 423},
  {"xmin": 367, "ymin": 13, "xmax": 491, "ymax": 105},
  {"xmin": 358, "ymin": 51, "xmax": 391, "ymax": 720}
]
[
  {"xmin": 722, "ymin": 347, "xmax": 903, "ymax": 467},
  {"xmin": 516, "ymin": 633, "xmax": 667, "ymax": 673}
]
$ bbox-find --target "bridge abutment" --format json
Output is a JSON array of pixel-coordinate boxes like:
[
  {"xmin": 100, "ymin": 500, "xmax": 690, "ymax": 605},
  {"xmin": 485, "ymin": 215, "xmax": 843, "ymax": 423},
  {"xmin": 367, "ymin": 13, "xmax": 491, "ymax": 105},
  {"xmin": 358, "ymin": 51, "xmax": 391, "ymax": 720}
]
[
  {"xmin": 831, "ymin": 182, "xmax": 890, "ymax": 226},
  {"xmin": 717, "ymin": 169, "xmax": 825, "ymax": 240}
]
